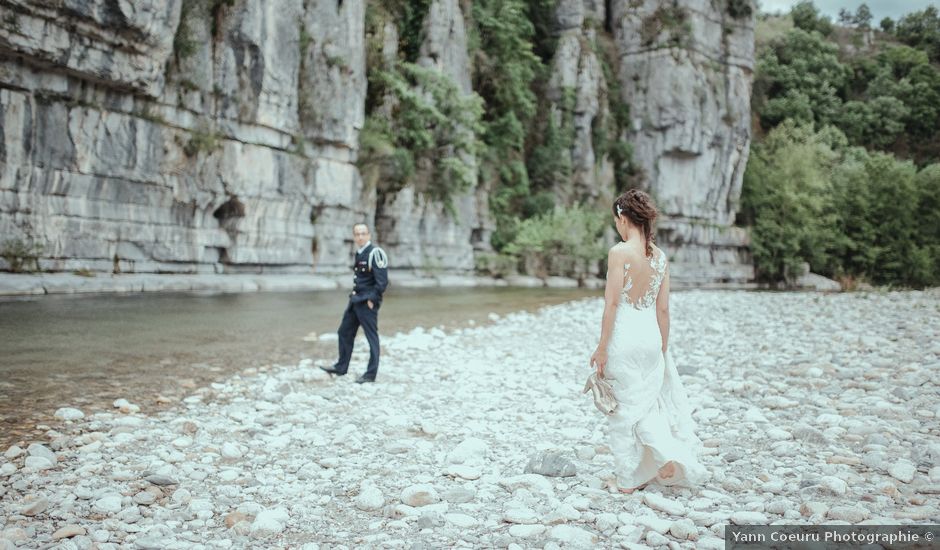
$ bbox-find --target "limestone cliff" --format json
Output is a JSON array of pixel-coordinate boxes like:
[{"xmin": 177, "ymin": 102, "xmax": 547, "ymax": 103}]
[
  {"xmin": 611, "ymin": 0, "xmax": 755, "ymax": 283},
  {"xmin": 0, "ymin": 0, "xmax": 366, "ymax": 274},
  {"xmin": 0, "ymin": 0, "xmax": 756, "ymax": 284},
  {"xmin": 371, "ymin": 0, "xmax": 483, "ymax": 273}
]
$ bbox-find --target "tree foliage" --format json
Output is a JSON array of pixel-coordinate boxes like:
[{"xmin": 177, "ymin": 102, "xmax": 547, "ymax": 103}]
[
  {"xmin": 790, "ymin": 1, "xmax": 832, "ymax": 36},
  {"xmin": 895, "ymin": 6, "xmax": 940, "ymax": 62},
  {"xmin": 754, "ymin": 13, "xmax": 940, "ymax": 163},
  {"xmin": 741, "ymin": 122, "xmax": 939, "ymax": 287}
]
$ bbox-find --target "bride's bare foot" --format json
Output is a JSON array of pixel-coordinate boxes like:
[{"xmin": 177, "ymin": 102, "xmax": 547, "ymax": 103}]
[
  {"xmin": 617, "ymin": 482, "xmax": 648, "ymax": 494},
  {"xmin": 658, "ymin": 462, "xmax": 677, "ymax": 480}
]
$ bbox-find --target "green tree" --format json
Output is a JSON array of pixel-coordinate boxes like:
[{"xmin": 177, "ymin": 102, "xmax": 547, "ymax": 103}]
[
  {"xmin": 790, "ymin": 1, "xmax": 832, "ymax": 36},
  {"xmin": 739, "ymin": 122, "xmax": 844, "ymax": 282},
  {"xmin": 854, "ymin": 4, "xmax": 873, "ymax": 29},
  {"xmin": 837, "ymin": 96, "xmax": 909, "ymax": 149},
  {"xmin": 880, "ymin": 17, "xmax": 895, "ymax": 33},
  {"xmin": 469, "ymin": 0, "xmax": 547, "ymax": 250},
  {"xmin": 914, "ymin": 164, "xmax": 940, "ymax": 280},
  {"xmin": 895, "ymin": 6, "xmax": 940, "ymax": 62},
  {"xmin": 754, "ymin": 28, "xmax": 849, "ymax": 129}
]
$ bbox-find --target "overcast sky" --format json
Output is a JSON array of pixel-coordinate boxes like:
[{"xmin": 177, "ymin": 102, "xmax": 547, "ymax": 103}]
[{"xmin": 758, "ymin": 0, "xmax": 937, "ymax": 21}]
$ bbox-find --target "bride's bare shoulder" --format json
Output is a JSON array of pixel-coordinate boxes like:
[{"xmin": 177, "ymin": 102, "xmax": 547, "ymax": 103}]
[{"xmin": 609, "ymin": 242, "xmax": 642, "ymax": 263}]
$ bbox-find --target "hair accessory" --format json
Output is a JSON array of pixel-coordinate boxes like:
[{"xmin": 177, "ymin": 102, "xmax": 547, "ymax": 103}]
[{"xmin": 616, "ymin": 204, "xmax": 623, "ymax": 217}]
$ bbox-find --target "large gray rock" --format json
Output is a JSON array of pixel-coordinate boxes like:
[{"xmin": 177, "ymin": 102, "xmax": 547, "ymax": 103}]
[{"xmin": 524, "ymin": 451, "xmax": 577, "ymax": 477}]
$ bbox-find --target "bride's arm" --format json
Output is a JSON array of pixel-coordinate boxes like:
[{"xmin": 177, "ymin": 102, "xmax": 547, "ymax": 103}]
[
  {"xmin": 656, "ymin": 265, "xmax": 671, "ymax": 353},
  {"xmin": 591, "ymin": 248, "xmax": 625, "ymax": 374}
]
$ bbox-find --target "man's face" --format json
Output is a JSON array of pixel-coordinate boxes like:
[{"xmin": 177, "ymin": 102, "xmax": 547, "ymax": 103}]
[{"xmin": 353, "ymin": 224, "xmax": 371, "ymax": 248}]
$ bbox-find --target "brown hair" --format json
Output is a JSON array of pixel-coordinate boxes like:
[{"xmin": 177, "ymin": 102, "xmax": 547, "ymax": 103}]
[{"xmin": 612, "ymin": 189, "xmax": 658, "ymax": 257}]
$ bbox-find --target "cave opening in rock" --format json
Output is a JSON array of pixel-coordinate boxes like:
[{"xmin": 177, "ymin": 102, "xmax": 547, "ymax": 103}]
[{"xmin": 213, "ymin": 196, "xmax": 245, "ymax": 222}]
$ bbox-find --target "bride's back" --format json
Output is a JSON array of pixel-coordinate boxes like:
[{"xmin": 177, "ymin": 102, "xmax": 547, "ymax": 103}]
[{"xmin": 620, "ymin": 244, "xmax": 666, "ymax": 310}]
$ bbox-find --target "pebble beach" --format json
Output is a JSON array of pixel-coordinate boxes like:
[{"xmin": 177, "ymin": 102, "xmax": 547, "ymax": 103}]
[{"xmin": 1, "ymin": 290, "xmax": 939, "ymax": 549}]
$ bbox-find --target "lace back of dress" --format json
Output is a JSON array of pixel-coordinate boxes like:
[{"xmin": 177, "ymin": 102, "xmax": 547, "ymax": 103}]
[{"xmin": 622, "ymin": 248, "xmax": 667, "ymax": 310}]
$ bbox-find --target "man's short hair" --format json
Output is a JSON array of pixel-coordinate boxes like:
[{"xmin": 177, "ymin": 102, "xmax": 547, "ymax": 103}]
[{"xmin": 353, "ymin": 223, "xmax": 370, "ymax": 232}]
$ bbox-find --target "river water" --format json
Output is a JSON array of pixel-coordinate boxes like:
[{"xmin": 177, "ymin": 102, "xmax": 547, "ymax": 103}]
[{"xmin": 0, "ymin": 287, "xmax": 596, "ymax": 448}]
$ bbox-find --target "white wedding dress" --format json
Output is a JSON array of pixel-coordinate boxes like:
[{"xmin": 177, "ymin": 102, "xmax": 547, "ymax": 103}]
[{"xmin": 605, "ymin": 246, "xmax": 708, "ymax": 489}]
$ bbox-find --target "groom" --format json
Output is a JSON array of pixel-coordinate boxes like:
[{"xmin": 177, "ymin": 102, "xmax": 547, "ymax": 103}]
[{"xmin": 321, "ymin": 223, "xmax": 389, "ymax": 383}]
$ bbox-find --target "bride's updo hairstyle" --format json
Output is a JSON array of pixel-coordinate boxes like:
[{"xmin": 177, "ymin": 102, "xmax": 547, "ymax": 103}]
[{"xmin": 612, "ymin": 189, "xmax": 658, "ymax": 258}]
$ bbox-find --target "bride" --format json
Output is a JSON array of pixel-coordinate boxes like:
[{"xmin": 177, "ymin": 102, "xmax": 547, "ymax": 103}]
[{"xmin": 589, "ymin": 189, "xmax": 707, "ymax": 493}]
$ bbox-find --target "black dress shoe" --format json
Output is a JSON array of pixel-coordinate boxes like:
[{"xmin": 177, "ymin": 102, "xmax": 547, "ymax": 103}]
[
  {"xmin": 355, "ymin": 374, "xmax": 376, "ymax": 384},
  {"xmin": 320, "ymin": 365, "xmax": 347, "ymax": 376}
]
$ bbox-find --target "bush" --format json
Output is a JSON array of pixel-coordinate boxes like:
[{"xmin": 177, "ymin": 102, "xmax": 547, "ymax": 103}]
[
  {"xmin": 1, "ymin": 238, "xmax": 44, "ymax": 273},
  {"xmin": 474, "ymin": 252, "xmax": 519, "ymax": 277},
  {"xmin": 504, "ymin": 205, "xmax": 607, "ymax": 278},
  {"xmin": 360, "ymin": 62, "xmax": 483, "ymax": 213}
]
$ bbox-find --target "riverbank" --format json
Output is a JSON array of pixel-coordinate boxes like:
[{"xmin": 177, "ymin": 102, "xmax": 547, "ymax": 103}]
[
  {"xmin": 0, "ymin": 272, "xmax": 593, "ymax": 297},
  {"xmin": 0, "ymin": 271, "xmax": 773, "ymax": 298},
  {"xmin": 2, "ymin": 290, "xmax": 937, "ymax": 548}
]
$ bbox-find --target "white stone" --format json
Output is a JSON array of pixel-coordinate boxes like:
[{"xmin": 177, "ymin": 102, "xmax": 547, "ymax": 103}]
[
  {"xmin": 445, "ymin": 513, "xmax": 477, "ymax": 528},
  {"xmin": 820, "ymin": 476, "xmax": 848, "ymax": 495},
  {"xmin": 27, "ymin": 443, "xmax": 56, "ymax": 463},
  {"xmin": 355, "ymin": 486, "xmax": 385, "ymax": 511},
  {"xmin": 221, "ymin": 442, "xmax": 243, "ymax": 460},
  {"xmin": 24, "ymin": 456, "xmax": 54, "ymax": 470},
  {"xmin": 94, "ymin": 495, "xmax": 123, "ymax": 514},
  {"xmin": 888, "ymin": 460, "xmax": 916, "ymax": 483},
  {"xmin": 445, "ymin": 464, "xmax": 481, "ymax": 480},
  {"xmin": 508, "ymin": 524, "xmax": 546, "ymax": 538},
  {"xmin": 730, "ymin": 512, "xmax": 768, "ymax": 525},
  {"xmin": 250, "ymin": 508, "xmax": 289, "ymax": 537},
  {"xmin": 401, "ymin": 484, "xmax": 440, "ymax": 507},
  {"xmin": 643, "ymin": 493, "xmax": 687, "ymax": 516},
  {"xmin": 503, "ymin": 507, "xmax": 539, "ymax": 524},
  {"xmin": 827, "ymin": 506, "xmax": 870, "ymax": 523},
  {"xmin": 669, "ymin": 518, "xmax": 698, "ymax": 540},
  {"xmin": 498, "ymin": 475, "xmax": 555, "ymax": 498},
  {"xmin": 3, "ymin": 446, "xmax": 23, "ymax": 460},
  {"xmin": 447, "ymin": 438, "xmax": 488, "ymax": 464},
  {"xmin": 549, "ymin": 525, "xmax": 596, "ymax": 547},
  {"xmin": 636, "ymin": 515, "xmax": 673, "ymax": 534},
  {"xmin": 54, "ymin": 407, "xmax": 85, "ymax": 421}
]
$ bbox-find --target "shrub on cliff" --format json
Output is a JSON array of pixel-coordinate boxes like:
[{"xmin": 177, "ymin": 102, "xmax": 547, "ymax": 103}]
[{"xmin": 503, "ymin": 205, "xmax": 606, "ymax": 280}]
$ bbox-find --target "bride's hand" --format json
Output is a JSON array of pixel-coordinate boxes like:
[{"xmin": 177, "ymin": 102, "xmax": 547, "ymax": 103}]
[{"xmin": 590, "ymin": 347, "xmax": 607, "ymax": 377}]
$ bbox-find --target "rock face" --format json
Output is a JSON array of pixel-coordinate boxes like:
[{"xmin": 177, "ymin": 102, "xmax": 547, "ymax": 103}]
[
  {"xmin": 373, "ymin": 0, "xmax": 483, "ymax": 272},
  {"xmin": 546, "ymin": 0, "xmax": 613, "ymax": 204},
  {"xmin": 0, "ymin": 0, "xmax": 757, "ymax": 283},
  {"xmin": 611, "ymin": 0, "xmax": 755, "ymax": 283},
  {"xmin": 0, "ymin": 0, "xmax": 366, "ymax": 274}
]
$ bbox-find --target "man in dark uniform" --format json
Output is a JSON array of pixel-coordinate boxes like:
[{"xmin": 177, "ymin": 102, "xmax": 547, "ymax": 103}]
[{"xmin": 320, "ymin": 223, "xmax": 389, "ymax": 383}]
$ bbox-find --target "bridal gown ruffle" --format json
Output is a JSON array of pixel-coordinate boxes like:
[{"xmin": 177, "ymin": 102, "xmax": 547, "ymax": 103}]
[{"xmin": 605, "ymin": 249, "xmax": 708, "ymax": 489}]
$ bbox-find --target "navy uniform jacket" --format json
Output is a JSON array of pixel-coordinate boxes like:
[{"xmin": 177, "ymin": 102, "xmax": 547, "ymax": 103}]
[{"xmin": 350, "ymin": 243, "xmax": 389, "ymax": 305}]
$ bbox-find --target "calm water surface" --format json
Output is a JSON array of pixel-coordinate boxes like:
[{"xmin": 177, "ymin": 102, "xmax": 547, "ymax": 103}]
[{"xmin": 0, "ymin": 287, "xmax": 597, "ymax": 447}]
